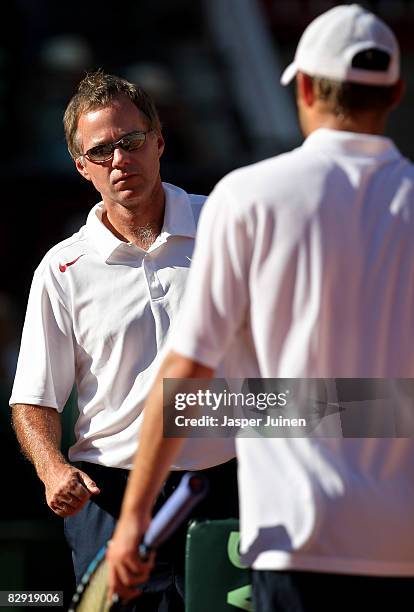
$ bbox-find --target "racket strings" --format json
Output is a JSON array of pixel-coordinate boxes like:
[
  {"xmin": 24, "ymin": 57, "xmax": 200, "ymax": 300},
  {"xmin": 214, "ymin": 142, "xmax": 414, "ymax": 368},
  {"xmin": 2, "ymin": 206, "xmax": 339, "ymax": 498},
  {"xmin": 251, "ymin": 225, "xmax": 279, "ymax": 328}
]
[{"xmin": 72, "ymin": 559, "xmax": 111, "ymax": 612}]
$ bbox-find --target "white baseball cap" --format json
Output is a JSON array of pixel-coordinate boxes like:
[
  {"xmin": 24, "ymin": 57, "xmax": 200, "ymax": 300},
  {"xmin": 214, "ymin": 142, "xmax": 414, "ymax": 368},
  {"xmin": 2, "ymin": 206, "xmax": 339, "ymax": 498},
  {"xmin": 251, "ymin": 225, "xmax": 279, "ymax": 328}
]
[{"xmin": 280, "ymin": 4, "xmax": 400, "ymax": 86}]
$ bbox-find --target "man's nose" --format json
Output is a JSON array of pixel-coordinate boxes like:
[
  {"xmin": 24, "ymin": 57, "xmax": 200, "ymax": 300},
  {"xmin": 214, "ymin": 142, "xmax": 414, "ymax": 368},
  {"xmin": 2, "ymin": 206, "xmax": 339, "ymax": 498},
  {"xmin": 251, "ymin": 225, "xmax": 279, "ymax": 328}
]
[{"xmin": 112, "ymin": 145, "xmax": 129, "ymax": 166}]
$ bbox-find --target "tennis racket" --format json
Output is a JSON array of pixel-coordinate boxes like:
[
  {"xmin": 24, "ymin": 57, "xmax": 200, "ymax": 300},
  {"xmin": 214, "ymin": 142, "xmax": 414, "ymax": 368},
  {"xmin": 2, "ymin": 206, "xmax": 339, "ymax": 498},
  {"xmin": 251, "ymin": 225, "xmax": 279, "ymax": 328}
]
[{"xmin": 68, "ymin": 471, "xmax": 209, "ymax": 612}]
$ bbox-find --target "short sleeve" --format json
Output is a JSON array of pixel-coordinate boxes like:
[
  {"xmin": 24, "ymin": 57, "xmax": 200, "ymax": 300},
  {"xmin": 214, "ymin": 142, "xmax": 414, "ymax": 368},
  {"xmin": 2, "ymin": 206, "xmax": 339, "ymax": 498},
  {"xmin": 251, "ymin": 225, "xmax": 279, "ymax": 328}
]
[{"xmin": 9, "ymin": 264, "xmax": 75, "ymax": 411}]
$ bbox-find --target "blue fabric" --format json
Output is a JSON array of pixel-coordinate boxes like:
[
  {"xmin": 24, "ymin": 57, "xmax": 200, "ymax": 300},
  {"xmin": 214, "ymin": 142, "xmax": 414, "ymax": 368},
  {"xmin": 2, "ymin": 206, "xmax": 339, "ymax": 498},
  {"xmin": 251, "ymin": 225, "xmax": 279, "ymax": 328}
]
[{"xmin": 64, "ymin": 460, "xmax": 238, "ymax": 612}]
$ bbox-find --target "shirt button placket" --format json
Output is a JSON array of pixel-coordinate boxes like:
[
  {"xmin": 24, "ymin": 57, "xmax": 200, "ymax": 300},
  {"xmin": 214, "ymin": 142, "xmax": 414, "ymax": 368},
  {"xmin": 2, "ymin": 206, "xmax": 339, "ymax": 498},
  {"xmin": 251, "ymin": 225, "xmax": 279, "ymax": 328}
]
[{"xmin": 143, "ymin": 255, "xmax": 165, "ymax": 300}]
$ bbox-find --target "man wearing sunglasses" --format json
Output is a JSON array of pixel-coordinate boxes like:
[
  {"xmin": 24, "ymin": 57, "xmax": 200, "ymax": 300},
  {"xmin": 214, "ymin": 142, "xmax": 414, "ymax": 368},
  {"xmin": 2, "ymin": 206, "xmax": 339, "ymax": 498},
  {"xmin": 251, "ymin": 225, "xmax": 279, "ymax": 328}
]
[{"xmin": 10, "ymin": 70, "xmax": 237, "ymax": 611}]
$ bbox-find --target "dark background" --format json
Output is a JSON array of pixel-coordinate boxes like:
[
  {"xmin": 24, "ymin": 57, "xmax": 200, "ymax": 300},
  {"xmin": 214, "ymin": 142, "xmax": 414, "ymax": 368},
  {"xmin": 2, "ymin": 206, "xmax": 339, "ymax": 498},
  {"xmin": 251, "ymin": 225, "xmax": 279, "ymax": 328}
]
[{"xmin": 1, "ymin": 0, "xmax": 414, "ymax": 608}]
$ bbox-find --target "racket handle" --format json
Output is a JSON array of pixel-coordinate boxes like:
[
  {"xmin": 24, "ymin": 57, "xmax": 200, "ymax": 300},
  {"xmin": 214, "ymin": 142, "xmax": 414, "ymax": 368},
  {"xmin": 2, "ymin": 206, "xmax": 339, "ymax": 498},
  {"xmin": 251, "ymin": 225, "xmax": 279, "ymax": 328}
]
[
  {"xmin": 141, "ymin": 472, "xmax": 209, "ymax": 553},
  {"xmin": 68, "ymin": 472, "xmax": 209, "ymax": 612}
]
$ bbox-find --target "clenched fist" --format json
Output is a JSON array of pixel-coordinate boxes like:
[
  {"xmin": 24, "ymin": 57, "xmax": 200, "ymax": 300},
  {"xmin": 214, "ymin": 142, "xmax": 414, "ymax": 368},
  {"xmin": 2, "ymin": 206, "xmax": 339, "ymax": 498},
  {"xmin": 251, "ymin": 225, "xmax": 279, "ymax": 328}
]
[{"xmin": 44, "ymin": 463, "xmax": 100, "ymax": 517}]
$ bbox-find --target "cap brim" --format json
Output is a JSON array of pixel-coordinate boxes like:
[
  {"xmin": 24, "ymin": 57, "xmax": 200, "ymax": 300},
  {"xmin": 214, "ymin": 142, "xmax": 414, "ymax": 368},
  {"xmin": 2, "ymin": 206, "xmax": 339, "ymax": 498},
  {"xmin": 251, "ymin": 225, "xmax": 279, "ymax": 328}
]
[{"xmin": 280, "ymin": 62, "xmax": 297, "ymax": 85}]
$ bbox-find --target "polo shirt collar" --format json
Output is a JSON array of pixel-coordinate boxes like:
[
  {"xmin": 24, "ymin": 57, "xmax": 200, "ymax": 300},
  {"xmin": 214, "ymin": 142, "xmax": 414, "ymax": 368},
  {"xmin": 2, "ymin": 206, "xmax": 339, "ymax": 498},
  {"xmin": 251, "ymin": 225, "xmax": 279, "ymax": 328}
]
[
  {"xmin": 86, "ymin": 202, "xmax": 122, "ymax": 263},
  {"xmin": 86, "ymin": 181, "xmax": 196, "ymax": 262},
  {"xmin": 302, "ymin": 128, "xmax": 401, "ymax": 163},
  {"xmin": 157, "ymin": 182, "xmax": 196, "ymax": 240}
]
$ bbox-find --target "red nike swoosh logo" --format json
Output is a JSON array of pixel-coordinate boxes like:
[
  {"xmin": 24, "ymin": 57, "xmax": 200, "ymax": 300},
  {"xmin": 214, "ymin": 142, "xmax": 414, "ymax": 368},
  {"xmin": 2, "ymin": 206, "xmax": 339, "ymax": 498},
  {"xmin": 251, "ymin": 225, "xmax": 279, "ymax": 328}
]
[{"xmin": 59, "ymin": 254, "xmax": 85, "ymax": 273}]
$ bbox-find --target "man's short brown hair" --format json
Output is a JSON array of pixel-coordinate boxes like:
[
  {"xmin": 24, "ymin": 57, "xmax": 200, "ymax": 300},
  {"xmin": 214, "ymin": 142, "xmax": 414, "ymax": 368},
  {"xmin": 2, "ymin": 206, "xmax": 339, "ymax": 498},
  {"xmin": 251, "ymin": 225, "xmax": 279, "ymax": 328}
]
[
  {"xmin": 63, "ymin": 69, "xmax": 162, "ymax": 159},
  {"xmin": 312, "ymin": 77, "xmax": 398, "ymax": 117}
]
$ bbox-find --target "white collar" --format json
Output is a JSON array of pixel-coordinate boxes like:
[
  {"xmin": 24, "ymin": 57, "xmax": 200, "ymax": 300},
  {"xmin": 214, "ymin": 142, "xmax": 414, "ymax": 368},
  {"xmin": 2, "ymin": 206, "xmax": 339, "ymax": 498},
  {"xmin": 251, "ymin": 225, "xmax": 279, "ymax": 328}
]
[
  {"xmin": 303, "ymin": 128, "xmax": 401, "ymax": 163},
  {"xmin": 86, "ymin": 182, "xmax": 197, "ymax": 262}
]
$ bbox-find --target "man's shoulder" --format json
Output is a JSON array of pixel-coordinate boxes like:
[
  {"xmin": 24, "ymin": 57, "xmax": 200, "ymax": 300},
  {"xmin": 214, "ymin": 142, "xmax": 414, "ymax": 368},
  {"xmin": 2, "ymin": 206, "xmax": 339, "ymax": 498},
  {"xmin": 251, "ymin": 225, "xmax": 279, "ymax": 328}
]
[
  {"xmin": 211, "ymin": 146, "xmax": 313, "ymax": 207},
  {"xmin": 223, "ymin": 146, "xmax": 316, "ymax": 188},
  {"xmin": 36, "ymin": 226, "xmax": 88, "ymax": 277}
]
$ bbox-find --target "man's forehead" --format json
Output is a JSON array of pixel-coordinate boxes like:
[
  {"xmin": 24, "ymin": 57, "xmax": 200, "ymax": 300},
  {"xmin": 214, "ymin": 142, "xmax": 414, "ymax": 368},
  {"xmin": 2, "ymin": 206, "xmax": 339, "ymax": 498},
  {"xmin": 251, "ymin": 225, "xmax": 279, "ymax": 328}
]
[
  {"xmin": 79, "ymin": 97, "xmax": 146, "ymax": 127},
  {"xmin": 77, "ymin": 101, "xmax": 149, "ymax": 144}
]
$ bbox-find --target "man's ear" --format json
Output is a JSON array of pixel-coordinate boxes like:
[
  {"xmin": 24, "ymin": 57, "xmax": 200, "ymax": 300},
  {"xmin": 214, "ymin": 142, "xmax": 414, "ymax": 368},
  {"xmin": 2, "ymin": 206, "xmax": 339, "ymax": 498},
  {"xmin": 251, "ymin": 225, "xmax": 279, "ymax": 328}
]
[
  {"xmin": 75, "ymin": 157, "xmax": 92, "ymax": 182},
  {"xmin": 389, "ymin": 78, "xmax": 405, "ymax": 110},
  {"xmin": 296, "ymin": 72, "xmax": 315, "ymax": 107},
  {"xmin": 157, "ymin": 132, "xmax": 165, "ymax": 159}
]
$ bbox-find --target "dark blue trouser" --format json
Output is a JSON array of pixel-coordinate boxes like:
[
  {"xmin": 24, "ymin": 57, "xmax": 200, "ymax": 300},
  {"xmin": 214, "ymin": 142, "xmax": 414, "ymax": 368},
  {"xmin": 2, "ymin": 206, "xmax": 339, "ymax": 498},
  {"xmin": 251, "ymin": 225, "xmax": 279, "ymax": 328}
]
[
  {"xmin": 252, "ymin": 569, "xmax": 414, "ymax": 612},
  {"xmin": 64, "ymin": 459, "xmax": 239, "ymax": 612}
]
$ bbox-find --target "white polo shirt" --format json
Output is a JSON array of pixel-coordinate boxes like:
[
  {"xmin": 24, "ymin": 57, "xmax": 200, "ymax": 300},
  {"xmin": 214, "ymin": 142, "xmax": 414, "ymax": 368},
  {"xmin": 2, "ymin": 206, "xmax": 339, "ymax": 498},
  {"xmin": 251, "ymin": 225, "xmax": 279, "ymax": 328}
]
[
  {"xmin": 172, "ymin": 129, "xmax": 414, "ymax": 575},
  {"xmin": 10, "ymin": 182, "xmax": 235, "ymax": 470}
]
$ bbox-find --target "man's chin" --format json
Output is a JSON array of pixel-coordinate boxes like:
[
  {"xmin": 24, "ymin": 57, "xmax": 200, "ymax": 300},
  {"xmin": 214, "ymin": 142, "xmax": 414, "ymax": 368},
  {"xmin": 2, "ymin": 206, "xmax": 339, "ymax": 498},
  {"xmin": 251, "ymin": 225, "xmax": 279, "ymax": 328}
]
[{"xmin": 113, "ymin": 190, "xmax": 147, "ymax": 210}]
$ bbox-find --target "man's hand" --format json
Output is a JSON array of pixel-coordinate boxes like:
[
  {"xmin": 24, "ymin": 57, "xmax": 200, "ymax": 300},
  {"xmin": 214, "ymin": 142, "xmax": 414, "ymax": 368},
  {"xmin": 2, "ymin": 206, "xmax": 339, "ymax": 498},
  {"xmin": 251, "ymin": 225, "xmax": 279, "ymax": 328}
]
[
  {"xmin": 11, "ymin": 404, "xmax": 100, "ymax": 517},
  {"xmin": 44, "ymin": 463, "xmax": 100, "ymax": 517},
  {"xmin": 106, "ymin": 514, "xmax": 154, "ymax": 603}
]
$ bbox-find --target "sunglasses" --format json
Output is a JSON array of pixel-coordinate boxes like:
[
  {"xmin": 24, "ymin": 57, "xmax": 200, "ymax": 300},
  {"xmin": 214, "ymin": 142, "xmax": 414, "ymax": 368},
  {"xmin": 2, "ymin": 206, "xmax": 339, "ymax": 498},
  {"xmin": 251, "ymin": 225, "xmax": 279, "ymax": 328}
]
[{"xmin": 80, "ymin": 129, "xmax": 153, "ymax": 163}]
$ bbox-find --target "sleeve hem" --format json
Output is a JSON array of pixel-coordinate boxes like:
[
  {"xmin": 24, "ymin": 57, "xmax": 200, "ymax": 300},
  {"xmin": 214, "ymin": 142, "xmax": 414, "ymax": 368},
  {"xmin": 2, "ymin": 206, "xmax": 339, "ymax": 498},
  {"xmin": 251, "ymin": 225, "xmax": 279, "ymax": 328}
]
[
  {"xmin": 171, "ymin": 340, "xmax": 220, "ymax": 370},
  {"xmin": 9, "ymin": 396, "xmax": 62, "ymax": 412}
]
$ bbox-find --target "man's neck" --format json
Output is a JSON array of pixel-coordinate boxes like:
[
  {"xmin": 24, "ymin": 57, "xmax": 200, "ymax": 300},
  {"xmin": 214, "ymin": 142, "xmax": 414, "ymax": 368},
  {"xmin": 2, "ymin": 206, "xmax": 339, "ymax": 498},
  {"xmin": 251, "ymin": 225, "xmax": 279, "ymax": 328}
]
[
  {"xmin": 103, "ymin": 183, "xmax": 165, "ymax": 251},
  {"xmin": 304, "ymin": 103, "xmax": 387, "ymax": 137}
]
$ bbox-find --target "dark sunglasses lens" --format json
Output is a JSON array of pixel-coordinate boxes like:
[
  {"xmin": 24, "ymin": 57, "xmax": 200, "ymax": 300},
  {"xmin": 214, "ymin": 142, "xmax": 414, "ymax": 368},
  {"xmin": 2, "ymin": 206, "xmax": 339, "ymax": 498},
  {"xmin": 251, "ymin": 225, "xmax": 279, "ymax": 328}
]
[
  {"xmin": 121, "ymin": 132, "xmax": 146, "ymax": 151},
  {"xmin": 85, "ymin": 132, "xmax": 148, "ymax": 161},
  {"xmin": 87, "ymin": 144, "xmax": 113, "ymax": 162}
]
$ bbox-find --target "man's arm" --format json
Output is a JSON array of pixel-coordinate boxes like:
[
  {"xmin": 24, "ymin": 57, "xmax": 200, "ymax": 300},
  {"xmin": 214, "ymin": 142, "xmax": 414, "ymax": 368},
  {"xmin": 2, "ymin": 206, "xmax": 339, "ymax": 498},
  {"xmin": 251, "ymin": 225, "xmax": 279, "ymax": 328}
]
[
  {"xmin": 12, "ymin": 404, "xmax": 100, "ymax": 517},
  {"xmin": 106, "ymin": 350, "xmax": 213, "ymax": 602}
]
